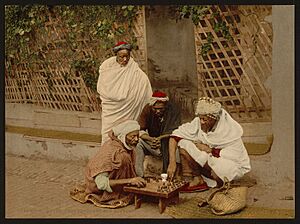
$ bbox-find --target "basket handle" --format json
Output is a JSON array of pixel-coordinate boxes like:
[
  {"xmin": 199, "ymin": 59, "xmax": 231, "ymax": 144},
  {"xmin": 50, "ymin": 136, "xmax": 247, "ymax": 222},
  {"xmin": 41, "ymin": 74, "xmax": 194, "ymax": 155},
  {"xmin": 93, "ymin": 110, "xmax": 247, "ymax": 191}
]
[
  {"xmin": 206, "ymin": 176, "xmax": 230, "ymax": 202},
  {"xmin": 222, "ymin": 177, "xmax": 231, "ymax": 194}
]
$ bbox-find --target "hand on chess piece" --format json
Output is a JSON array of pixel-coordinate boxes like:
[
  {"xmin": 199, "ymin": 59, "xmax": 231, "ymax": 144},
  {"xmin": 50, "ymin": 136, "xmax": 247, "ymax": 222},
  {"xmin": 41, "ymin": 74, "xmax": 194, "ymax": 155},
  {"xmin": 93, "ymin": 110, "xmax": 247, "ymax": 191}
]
[
  {"xmin": 129, "ymin": 177, "xmax": 146, "ymax": 188},
  {"xmin": 167, "ymin": 162, "xmax": 177, "ymax": 180}
]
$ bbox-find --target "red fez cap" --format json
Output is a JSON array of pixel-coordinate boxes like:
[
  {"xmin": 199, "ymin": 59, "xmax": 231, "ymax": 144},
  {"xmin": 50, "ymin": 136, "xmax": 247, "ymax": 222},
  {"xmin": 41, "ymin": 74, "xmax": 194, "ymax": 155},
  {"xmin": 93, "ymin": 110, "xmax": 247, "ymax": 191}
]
[
  {"xmin": 114, "ymin": 41, "xmax": 128, "ymax": 47},
  {"xmin": 152, "ymin": 91, "xmax": 167, "ymax": 98}
]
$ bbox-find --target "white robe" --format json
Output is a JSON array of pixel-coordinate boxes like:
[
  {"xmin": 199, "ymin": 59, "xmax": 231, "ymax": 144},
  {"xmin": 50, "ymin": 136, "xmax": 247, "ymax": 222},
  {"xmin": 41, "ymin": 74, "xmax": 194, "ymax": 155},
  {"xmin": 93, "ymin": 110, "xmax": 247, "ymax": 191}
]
[
  {"xmin": 97, "ymin": 56, "xmax": 152, "ymax": 144},
  {"xmin": 172, "ymin": 109, "xmax": 251, "ymax": 187}
]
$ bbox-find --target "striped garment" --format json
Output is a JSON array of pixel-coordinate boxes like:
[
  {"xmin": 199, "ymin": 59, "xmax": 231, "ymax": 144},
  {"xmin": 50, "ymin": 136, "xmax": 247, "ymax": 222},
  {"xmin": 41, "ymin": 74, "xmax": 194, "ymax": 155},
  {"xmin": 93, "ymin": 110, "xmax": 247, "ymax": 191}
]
[{"xmin": 84, "ymin": 131, "xmax": 136, "ymax": 203}]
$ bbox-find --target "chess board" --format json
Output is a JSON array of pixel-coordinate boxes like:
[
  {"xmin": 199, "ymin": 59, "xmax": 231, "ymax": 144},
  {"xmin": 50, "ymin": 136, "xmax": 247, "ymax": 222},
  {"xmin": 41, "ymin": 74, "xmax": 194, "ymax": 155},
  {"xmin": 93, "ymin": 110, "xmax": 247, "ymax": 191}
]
[{"xmin": 123, "ymin": 177, "xmax": 188, "ymax": 198}]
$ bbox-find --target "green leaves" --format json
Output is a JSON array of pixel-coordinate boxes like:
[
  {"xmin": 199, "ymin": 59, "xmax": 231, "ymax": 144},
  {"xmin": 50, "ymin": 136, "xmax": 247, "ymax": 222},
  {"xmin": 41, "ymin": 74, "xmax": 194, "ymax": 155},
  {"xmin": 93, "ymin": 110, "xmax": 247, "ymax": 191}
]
[
  {"xmin": 5, "ymin": 5, "xmax": 48, "ymax": 59},
  {"xmin": 5, "ymin": 5, "xmax": 138, "ymax": 92},
  {"xmin": 71, "ymin": 58, "xmax": 98, "ymax": 91},
  {"xmin": 121, "ymin": 5, "xmax": 136, "ymax": 17},
  {"xmin": 178, "ymin": 5, "xmax": 211, "ymax": 24},
  {"xmin": 174, "ymin": 5, "xmax": 234, "ymax": 57}
]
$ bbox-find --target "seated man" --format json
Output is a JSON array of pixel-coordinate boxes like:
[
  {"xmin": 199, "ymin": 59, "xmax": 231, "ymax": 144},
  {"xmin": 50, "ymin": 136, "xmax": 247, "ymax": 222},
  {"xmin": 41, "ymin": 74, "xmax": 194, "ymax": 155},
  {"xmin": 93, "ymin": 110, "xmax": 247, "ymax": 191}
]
[
  {"xmin": 135, "ymin": 91, "xmax": 181, "ymax": 177},
  {"xmin": 167, "ymin": 97, "xmax": 251, "ymax": 192},
  {"xmin": 70, "ymin": 120, "xmax": 146, "ymax": 208}
]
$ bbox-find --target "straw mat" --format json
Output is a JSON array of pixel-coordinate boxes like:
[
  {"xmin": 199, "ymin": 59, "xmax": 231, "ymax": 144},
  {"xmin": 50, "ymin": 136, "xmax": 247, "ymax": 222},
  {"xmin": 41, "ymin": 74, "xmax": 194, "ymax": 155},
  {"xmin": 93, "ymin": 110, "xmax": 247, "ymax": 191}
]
[{"xmin": 165, "ymin": 196, "xmax": 295, "ymax": 219}]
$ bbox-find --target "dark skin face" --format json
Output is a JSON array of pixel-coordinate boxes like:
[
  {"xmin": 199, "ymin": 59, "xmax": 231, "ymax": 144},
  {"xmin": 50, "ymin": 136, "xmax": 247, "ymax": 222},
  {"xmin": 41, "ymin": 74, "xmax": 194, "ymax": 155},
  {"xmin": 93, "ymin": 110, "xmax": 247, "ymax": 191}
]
[
  {"xmin": 116, "ymin": 49, "xmax": 130, "ymax": 66},
  {"xmin": 151, "ymin": 101, "xmax": 166, "ymax": 118},
  {"xmin": 199, "ymin": 115, "xmax": 217, "ymax": 133},
  {"xmin": 125, "ymin": 130, "xmax": 139, "ymax": 148}
]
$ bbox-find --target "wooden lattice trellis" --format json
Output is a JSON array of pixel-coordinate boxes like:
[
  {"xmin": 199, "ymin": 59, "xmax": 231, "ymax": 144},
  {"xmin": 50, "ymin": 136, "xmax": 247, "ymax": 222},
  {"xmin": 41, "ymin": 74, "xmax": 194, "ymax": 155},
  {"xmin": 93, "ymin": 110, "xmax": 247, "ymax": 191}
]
[
  {"xmin": 194, "ymin": 5, "xmax": 272, "ymax": 122},
  {"xmin": 5, "ymin": 6, "xmax": 147, "ymax": 113}
]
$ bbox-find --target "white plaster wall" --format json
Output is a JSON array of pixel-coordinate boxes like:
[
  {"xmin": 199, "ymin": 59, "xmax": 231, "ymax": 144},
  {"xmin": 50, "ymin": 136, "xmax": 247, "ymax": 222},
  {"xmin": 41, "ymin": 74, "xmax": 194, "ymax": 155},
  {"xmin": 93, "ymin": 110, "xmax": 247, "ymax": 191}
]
[
  {"xmin": 250, "ymin": 6, "xmax": 295, "ymax": 185},
  {"xmin": 270, "ymin": 5, "xmax": 295, "ymax": 182},
  {"xmin": 5, "ymin": 103, "xmax": 101, "ymax": 135},
  {"xmin": 5, "ymin": 132, "xmax": 99, "ymax": 161},
  {"xmin": 145, "ymin": 6, "xmax": 198, "ymax": 88}
]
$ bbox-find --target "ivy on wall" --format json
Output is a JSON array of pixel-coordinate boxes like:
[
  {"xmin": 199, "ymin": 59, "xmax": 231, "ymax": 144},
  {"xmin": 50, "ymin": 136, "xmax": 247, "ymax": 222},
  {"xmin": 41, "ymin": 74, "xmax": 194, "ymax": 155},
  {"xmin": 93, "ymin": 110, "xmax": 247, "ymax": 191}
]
[
  {"xmin": 5, "ymin": 5, "xmax": 139, "ymax": 91},
  {"xmin": 173, "ymin": 5, "xmax": 234, "ymax": 56},
  {"xmin": 5, "ymin": 5, "xmax": 236, "ymax": 91}
]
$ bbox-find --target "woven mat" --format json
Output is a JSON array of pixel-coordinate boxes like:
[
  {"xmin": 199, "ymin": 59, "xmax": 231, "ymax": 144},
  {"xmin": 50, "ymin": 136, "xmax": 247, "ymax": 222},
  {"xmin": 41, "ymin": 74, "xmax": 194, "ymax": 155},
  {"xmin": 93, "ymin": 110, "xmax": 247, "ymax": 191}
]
[{"xmin": 165, "ymin": 197, "xmax": 294, "ymax": 219}]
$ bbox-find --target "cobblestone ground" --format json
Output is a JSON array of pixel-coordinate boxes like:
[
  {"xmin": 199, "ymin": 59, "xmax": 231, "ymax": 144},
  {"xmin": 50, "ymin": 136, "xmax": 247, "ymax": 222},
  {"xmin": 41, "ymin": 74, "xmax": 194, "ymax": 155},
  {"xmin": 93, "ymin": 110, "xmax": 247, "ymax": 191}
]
[
  {"xmin": 5, "ymin": 153, "xmax": 295, "ymax": 219},
  {"xmin": 5, "ymin": 154, "xmax": 171, "ymax": 218}
]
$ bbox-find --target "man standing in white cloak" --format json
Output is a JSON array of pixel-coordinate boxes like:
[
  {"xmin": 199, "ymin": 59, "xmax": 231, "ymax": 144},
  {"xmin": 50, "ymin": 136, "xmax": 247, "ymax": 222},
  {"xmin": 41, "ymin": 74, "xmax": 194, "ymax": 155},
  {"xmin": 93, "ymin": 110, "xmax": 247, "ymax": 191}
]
[
  {"xmin": 97, "ymin": 41, "xmax": 153, "ymax": 144},
  {"xmin": 167, "ymin": 97, "xmax": 251, "ymax": 192}
]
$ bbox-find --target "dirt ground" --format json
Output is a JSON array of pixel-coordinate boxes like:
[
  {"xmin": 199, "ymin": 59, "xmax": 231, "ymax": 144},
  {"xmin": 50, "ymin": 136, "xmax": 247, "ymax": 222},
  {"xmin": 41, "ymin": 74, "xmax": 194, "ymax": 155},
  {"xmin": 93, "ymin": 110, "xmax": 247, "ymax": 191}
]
[{"xmin": 5, "ymin": 153, "xmax": 295, "ymax": 219}]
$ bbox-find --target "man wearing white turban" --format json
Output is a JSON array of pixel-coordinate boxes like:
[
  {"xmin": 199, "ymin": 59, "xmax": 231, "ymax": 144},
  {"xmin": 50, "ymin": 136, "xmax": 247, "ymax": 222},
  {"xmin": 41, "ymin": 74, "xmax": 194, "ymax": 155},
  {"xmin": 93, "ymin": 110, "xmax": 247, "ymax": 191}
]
[
  {"xmin": 167, "ymin": 97, "xmax": 251, "ymax": 192},
  {"xmin": 70, "ymin": 120, "xmax": 146, "ymax": 208}
]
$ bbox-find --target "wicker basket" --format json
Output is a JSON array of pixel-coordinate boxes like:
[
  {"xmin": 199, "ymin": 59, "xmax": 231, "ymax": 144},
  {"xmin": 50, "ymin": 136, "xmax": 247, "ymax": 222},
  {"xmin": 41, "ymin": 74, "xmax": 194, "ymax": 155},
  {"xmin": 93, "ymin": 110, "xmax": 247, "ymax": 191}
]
[{"xmin": 206, "ymin": 178, "xmax": 248, "ymax": 215}]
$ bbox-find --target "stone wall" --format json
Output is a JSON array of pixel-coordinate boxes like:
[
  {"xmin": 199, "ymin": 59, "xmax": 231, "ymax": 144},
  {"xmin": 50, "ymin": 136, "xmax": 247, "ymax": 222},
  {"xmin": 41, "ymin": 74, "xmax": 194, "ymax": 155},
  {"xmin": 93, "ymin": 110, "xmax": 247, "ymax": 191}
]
[
  {"xmin": 5, "ymin": 103, "xmax": 101, "ymax": 135},
  {"xmin": 5, "ymin": 103, "xmax": 101, "ymax": 161},
  {"xmin": 270, "ymin": 5, "xmax": 295, "ymax": 182},
  {"xmin": 249, "ymin": 5, "xmax": 295, "ymax": 186},
  {"xmin": 145, "ymin": 6, "xmax": 198, "ymax": 89}
]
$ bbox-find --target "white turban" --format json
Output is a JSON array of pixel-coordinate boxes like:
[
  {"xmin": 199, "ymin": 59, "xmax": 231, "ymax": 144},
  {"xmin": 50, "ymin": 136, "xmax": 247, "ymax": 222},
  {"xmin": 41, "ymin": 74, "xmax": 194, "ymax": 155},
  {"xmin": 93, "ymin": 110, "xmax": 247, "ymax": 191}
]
[
  {"xmin": 195, "ymin": 97, "xmax": 222, "ymax": 120},
  {"xmin": 112, "ymin": 120, "xmax": 140, "ymax": 150}
]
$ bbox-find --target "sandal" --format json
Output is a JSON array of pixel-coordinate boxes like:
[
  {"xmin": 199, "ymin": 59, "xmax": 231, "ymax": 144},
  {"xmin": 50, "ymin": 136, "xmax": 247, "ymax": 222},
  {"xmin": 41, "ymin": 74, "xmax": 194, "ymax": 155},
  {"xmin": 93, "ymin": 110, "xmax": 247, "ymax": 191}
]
[{"xmin": 180, "ymin": 182, "xmax": 209, "ymax": 193}]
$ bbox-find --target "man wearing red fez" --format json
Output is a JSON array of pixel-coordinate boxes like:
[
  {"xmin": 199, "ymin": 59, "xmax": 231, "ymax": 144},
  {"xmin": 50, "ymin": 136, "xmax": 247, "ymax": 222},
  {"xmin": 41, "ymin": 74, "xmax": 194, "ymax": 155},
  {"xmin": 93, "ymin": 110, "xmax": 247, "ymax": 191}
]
[
  {"xmin": 97, "ymin": 41, "xmax": 152, "ymax": 144},
  {"xmin": 135, "ymin": 90, "xmax": 182, "ymax": 177}
]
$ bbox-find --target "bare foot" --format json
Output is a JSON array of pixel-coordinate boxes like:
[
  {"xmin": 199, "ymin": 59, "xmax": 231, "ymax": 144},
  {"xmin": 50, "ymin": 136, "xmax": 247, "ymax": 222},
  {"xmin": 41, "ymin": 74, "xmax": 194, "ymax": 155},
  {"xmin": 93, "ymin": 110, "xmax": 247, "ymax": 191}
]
[{"xmin": 189, "ymin": 176, "xmax": 205, "ymax": 187}]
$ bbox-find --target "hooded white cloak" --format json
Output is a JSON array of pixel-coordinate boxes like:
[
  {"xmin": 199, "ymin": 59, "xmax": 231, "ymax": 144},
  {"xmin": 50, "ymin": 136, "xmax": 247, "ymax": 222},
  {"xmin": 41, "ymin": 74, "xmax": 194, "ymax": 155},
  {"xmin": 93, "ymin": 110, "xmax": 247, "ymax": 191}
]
[
  {"xmin": 172, "ymin": 109, "xmax": 251, "ymax": 186},
  {"xmin": 97, "ymin": 56, "xmax": 152, "ymax": 144}
]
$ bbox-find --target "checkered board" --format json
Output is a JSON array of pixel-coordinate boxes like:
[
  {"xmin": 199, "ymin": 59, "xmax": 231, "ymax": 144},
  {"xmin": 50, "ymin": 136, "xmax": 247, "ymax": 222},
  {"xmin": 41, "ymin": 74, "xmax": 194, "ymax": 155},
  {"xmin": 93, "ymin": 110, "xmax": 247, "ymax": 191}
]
[{"xmin": 123, "ymin": 177, "xmax": 189, "ymax": 198}]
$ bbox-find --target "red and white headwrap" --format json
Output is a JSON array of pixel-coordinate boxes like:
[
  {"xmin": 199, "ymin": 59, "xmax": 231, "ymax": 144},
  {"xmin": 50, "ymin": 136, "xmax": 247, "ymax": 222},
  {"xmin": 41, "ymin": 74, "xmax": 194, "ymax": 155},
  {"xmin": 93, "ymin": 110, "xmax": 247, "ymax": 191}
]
[
  {"xmin": 112, "ymin": 41, "xmax": 132, "ymax": 53},
  {"xmin": 149, "ymin": 91, "xmax": 169, "ymax": 106}
]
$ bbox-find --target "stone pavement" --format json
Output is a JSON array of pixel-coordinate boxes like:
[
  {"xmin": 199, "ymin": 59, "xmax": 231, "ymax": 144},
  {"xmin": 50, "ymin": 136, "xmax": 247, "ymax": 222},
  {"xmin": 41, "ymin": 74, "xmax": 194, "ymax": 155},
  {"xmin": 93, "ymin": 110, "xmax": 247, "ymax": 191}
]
[
  {"xmin": 5, "ymin": 153, "xmax": 172, "ymax": 218},
  {"xmin": 5, "ymin": 153, "xmax": 295, "ymax": 219}
]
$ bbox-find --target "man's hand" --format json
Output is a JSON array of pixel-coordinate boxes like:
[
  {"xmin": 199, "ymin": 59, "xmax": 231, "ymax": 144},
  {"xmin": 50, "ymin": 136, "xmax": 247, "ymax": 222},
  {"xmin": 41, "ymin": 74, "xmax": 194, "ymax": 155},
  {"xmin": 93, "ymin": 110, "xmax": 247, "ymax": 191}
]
[
  {"xmin": 141, "ymin": 133, "xmax": 160, "ymax": 150},
  {"xmin": 148, "ymin": 137, "xmax": 161, "ymax": 150},
  {"xmin": 193, "ymin": 141, "xmax": 212, "ymax": 153},
  {"xmin": 167, "ymin": 162, "xmax": 177, "ymax": 181},
  {"xmin": 129, "ymin": 177, "xmax": 146, "ymax": 188}
]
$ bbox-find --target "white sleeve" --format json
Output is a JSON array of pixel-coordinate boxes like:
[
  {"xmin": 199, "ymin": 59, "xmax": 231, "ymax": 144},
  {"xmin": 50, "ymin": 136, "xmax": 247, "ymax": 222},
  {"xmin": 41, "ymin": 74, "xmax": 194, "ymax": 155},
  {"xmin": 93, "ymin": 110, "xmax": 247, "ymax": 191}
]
[{"xmin": 94, "ymin": 172, "xmax": 113, "ymax": 192}]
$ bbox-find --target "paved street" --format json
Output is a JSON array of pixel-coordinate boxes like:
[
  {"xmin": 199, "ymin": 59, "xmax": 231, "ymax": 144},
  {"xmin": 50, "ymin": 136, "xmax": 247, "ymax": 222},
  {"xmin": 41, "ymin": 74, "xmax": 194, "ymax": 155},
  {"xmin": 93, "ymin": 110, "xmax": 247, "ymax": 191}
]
[
  {"xmin": 5, "ymin": 154, "xmax": 171, "ymax": 218},
  {"xmin": 5, "ymin": 153, "xmax": 295, "ymax": 219}
]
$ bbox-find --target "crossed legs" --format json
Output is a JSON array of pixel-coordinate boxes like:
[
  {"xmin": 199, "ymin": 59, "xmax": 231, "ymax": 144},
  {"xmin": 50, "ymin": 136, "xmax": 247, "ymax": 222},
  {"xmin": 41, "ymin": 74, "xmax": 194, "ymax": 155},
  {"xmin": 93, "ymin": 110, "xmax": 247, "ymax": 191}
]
[{"xmin": 179, "ymin": 148, "xmax": 223, "ymax": 187}]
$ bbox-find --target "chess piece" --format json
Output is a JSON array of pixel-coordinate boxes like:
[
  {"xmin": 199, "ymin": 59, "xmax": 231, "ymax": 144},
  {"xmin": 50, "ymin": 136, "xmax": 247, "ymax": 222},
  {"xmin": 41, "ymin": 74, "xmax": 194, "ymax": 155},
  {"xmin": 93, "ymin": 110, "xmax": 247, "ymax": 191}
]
[{"xmin": 161, "ymin": 173, "xmax": 168, "ymax": 182}]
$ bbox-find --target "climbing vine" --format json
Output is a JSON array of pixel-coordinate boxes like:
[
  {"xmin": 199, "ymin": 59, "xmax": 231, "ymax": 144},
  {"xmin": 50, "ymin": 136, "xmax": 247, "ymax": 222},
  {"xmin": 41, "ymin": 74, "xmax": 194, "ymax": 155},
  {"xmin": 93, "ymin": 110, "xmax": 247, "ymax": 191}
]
[
  {"xmin": 174, "ymin": 5, "xmax": 234, "ymax": 56},
  {"xmin": 5, "ymin": 5, "xmax": 237, "ymax": 91},
  {"xmin": 5, "ymin": 5, "xmax": 139, "ymax": 91}
]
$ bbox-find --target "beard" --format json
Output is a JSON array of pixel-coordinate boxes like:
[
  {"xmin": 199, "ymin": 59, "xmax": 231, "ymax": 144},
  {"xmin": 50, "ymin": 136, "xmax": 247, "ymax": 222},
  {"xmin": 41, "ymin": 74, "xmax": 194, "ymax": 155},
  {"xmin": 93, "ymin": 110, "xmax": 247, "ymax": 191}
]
[{"xmin": 127, "ymin": 140, "xmax": 138, "ymax": 149}]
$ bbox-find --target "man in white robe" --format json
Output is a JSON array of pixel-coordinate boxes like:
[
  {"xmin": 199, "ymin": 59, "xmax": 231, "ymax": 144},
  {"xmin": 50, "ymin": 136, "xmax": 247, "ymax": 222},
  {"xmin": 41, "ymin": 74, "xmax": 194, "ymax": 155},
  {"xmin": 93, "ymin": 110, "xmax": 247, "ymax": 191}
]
[
  {"xmin": 167, "ymin": 97, "xmax": 251, "ymax": 192},
  {"xmin": 97, "ymin": 41, "xmax": 152, "ymax": 144}
]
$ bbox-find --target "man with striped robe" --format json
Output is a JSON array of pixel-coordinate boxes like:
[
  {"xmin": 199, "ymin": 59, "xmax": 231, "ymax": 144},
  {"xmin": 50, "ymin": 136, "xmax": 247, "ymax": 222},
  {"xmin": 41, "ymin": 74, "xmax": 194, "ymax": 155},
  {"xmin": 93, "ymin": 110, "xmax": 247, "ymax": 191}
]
[{"xmin": 70, "ymin": 120, "xmax": 146, "ymax": 208}]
